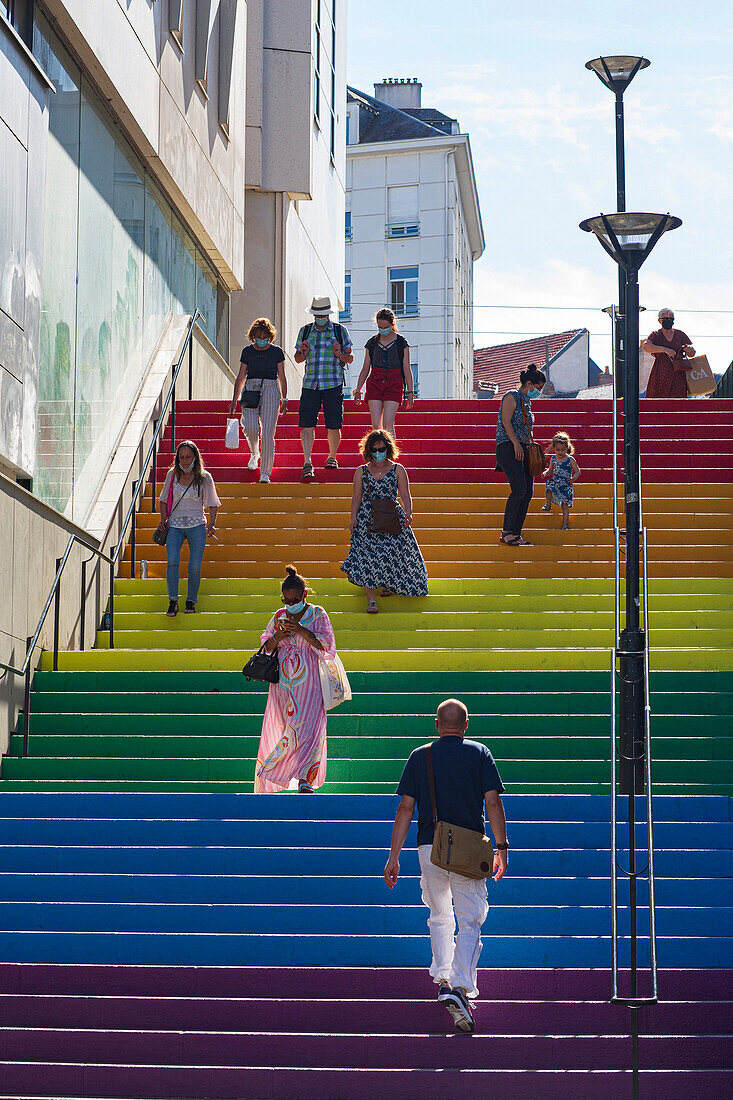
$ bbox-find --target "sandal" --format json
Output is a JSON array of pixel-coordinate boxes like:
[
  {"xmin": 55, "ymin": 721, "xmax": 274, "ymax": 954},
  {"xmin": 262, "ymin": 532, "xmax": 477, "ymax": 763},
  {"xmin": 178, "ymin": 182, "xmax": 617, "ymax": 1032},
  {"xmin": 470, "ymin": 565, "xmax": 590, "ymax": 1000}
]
[
  {"xmin": 541, "ymin": 503, "xmax": 551, "ymax": 512},
  {"xmin": 366, "ymin": 600, "xmax": 379, "ymax": 614},
  {"xmin": 301, "ymin": 461, "xmax": 314, "ymax": 480},
  {"xmin": 325, "ymin": 457, "xmax": 339, "ymax": 469},
  {"xmin": 298, "ymin": 780, "xmax": 314, "ymax": 794},
  {"xmin": 515, "ymin": 536, "xmax": 534, "ymax": 546},
  {"xmin": 379, "ymin": 587, "xmax": 392, "ymax": 597},
  {"xmin": 166, "ymin": 600, "xmax": 179, "ymax": 618},
  {"xmin": 498, "ymin": 534, "xmax": 519, "ymax": 546}
]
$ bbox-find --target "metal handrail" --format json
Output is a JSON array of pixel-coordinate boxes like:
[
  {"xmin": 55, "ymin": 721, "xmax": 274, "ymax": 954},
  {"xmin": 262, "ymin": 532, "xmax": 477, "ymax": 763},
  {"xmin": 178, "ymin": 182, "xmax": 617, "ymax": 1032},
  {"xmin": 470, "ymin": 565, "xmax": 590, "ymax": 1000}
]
[{"xmin": 1, "ymin": 311, "xmax": 202, "ymax": 752}]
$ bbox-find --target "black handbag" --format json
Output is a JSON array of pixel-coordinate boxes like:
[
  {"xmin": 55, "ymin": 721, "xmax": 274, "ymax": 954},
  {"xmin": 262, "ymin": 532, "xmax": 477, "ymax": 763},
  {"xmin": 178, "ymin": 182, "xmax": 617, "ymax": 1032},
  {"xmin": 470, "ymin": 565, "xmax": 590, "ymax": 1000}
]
[
  {"xmin": 243, "ymin": 643, "xmax": 280, "ymax": 683},
  {"xmin": 241, "ymin": 388, "xmax": 261, "ymax": 409}
]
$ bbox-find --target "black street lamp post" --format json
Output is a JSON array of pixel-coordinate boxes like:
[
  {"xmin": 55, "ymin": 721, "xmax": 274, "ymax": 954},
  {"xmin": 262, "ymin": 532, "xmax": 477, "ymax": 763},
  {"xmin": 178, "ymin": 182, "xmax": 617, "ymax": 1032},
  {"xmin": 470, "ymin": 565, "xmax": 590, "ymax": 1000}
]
[
  {"xmin": 586, "ymin": 57, "xmax": 650, "ymax": 398},
  {"xmin": 581, "ymin": 213, "xmax": 681, "ymax": 793},
  {"xmin": 581, "ymin": 212, "xmax": 681, "ymax": 1100}
]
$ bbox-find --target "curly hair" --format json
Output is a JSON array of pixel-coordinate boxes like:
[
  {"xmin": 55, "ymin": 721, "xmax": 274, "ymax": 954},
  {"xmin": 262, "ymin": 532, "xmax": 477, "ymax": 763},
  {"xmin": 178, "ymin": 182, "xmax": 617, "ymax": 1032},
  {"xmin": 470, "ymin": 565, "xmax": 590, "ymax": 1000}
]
[
  {"xmin": 551, "ymin": 431, "xmax": 574, "ymax": 455},
  {"xmin": 247, "ymin": 316, "xmax": 277, "ymax": 342},
  {"xmin": 359, "ymin": 429, "xmax": 400, "ymax": 464}
]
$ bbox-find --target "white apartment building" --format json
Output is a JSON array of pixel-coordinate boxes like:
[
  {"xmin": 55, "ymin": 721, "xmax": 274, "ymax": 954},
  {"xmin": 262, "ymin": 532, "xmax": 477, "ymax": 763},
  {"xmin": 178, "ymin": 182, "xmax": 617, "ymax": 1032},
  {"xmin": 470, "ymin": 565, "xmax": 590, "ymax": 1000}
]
[{"xmin": 344, "ymin": 79, "xmax": 484, "ymax": 399}]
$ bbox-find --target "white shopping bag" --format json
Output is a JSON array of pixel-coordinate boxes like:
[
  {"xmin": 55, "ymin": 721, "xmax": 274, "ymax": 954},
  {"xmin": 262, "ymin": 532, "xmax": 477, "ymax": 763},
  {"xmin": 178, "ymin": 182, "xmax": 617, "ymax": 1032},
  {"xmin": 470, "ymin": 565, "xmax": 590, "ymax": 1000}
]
[
  {"xmin": 318, "ymin": 653, "xmax": 352, "ymax": 711},
  {"xmin": 225, "ymin": 418, "xmax": 239, "ymax": 450}
]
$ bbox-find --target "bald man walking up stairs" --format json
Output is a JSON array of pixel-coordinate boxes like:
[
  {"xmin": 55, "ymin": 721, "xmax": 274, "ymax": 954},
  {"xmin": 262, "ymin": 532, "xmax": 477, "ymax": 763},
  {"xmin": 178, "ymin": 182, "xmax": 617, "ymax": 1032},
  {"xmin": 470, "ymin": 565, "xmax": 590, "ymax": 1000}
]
[{"xmin": 384, "ymin": 699, "xmax": 508, "ymax": 1033}]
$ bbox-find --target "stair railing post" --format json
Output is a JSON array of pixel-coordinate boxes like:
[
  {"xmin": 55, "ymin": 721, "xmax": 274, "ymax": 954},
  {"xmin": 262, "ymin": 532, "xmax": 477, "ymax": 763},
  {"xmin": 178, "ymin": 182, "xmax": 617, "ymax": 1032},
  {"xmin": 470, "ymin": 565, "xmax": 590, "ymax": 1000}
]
[
  {"xmin": 80, "ymin": 558, "xmax": 87, "ymax": 652},
  {"xmin": 151, "ymin": 419, "xmax": 158, "ymax": 512},
  {"xmin": 188, "ymin": 332, "xmax": 193, "ymax": 400},
  {"xmin": 171, "ymin": 379, "xmax": 176, "ymax": 453},
  {"xmin": 53, "ymin": 557, "xmax": 62, "ymax": 672},
  {"xmin": 130, "ymin": 480, "xmax": 138, "ymax": 579},
  {"xmin": 23, "ymin": 636, "xmax": 32, "ymax": 756},
  {"xmin": 109, "ymin": 557, "xmax": 115, "ymax": 650}
]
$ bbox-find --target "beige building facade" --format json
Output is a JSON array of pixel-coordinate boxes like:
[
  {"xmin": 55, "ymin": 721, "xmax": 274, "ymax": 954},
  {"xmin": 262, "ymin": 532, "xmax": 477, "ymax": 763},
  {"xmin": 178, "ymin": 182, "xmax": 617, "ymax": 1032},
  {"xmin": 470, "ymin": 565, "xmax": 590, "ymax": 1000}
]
[{"xmin": 230, "ymin": 0, "xmax": 347, "ymax": 392}]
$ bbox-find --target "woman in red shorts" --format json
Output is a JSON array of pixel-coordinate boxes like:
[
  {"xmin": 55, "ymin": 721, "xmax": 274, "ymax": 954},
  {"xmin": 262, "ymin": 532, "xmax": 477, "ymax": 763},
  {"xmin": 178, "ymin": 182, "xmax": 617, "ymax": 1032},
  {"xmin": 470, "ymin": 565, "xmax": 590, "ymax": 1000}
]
[{"xmin": 353, "ymin": 309, "xmax": 415, "ymax": 438}]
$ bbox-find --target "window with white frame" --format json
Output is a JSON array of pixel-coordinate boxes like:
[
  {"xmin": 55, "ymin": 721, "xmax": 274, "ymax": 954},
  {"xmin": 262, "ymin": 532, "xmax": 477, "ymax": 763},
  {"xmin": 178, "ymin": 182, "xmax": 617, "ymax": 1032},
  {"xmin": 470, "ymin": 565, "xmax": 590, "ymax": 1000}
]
[
  {"xmin": 410, "ymin": 359, "xmax": 419, "ymax": 397},
  {"xmin": 387, "ymin": 185, "xmax": 419, "ymax": 237},
  {"xmin": 314, "ymin": 0, "xmax": 322, "ymax": 124},
  {"xmin": 340, "ymin": 272, "xmax": 351, "ymax": 321},
  {"xmin": 345, "ymin": 210, "xmax": 352, "ymax": 241},
  {"xmin": 389, "ymin": 266, "xmax": 419, "ymax": 316}
]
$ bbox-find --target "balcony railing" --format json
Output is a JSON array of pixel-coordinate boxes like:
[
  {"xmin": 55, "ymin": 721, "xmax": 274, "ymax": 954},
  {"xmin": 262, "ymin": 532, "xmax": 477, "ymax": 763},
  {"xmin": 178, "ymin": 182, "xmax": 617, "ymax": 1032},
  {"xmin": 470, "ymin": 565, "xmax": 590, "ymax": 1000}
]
[{"xmin": 386, "ymin": 222, "xmax": 419, "ymax": 238}]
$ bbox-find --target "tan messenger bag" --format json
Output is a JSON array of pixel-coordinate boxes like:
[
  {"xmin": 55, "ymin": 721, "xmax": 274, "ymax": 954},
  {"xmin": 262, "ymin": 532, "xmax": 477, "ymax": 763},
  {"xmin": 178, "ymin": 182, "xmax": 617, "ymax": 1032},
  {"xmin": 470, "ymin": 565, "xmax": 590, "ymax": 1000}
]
[{"xmin": 425, "ymin": 743, "xmax": 494, "ymax": 880}]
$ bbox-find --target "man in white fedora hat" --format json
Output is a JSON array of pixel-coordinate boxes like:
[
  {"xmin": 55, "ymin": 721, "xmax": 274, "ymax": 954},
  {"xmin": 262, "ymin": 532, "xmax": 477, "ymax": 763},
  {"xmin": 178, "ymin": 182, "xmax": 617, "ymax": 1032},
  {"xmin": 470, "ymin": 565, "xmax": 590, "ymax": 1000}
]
[{"xmin": 294, "ymin": 296, "xmax": 353, "ymax": 479}]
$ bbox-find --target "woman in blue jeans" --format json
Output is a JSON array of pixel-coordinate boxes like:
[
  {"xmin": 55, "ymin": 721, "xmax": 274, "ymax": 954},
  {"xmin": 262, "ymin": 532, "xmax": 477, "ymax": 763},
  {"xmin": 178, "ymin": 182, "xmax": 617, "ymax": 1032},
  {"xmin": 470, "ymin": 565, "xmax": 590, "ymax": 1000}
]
[
  {"xmin": 495, "ymin": 364, "xmax": 546, "ymax": 546},
  {"xmin": 159, "ymin": 441, "xmax": 220, "ymax": 616}
]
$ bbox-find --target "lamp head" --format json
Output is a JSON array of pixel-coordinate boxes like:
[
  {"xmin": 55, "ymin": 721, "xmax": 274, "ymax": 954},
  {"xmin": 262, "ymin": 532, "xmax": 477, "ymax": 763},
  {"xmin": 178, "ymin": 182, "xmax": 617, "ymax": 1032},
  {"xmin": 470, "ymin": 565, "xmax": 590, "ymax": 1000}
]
[
  {"xmin": 580, "ymin": 212, "xmax": 681, "ymax": 271},
  {"xmin": 586, "ymin": 55, "xmax": 650, "ymax": 93}
]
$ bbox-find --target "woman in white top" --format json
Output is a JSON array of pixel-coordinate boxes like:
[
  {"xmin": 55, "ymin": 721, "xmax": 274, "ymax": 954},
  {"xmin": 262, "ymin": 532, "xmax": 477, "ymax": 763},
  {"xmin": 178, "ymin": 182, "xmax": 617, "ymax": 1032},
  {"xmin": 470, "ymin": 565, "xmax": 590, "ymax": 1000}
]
[{"xmin": 159, "ymin": 441, "xmax": 221, "ymax": 617}]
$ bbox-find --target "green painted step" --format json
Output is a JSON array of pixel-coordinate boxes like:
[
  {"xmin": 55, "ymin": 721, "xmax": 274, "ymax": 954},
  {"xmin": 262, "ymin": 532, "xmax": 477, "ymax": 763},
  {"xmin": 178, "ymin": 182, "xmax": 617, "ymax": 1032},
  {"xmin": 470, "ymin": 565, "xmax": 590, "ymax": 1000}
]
[
  {"xmin": 14, "ymin": 713, "xmax": 730, "ymax": 739},
  {"xmin": 26, "ymin": 691, "xmax": 733, "ymax": 715},
  {"xmin": 10, "ymin": 733, "xmax": 733, "ymax": 761},
  {"xmin": 31, "ymin": 669, "xmax": 733, "ymax": 693},
  {"xmin": 1, "ymin": 755, "xmax": 728, "ymax": 784}
]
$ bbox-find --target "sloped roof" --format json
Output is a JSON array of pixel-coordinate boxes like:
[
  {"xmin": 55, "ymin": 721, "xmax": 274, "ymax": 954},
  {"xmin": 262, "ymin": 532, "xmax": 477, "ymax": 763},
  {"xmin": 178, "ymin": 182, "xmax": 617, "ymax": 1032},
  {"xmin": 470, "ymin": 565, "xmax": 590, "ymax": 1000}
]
[
  {"xmin": 474, "ymin": 330, "xmax": 584, "ymax": 397},
  {"xmin": 347, "ymin": 85, "xmax": 455, "ymax": 143}
]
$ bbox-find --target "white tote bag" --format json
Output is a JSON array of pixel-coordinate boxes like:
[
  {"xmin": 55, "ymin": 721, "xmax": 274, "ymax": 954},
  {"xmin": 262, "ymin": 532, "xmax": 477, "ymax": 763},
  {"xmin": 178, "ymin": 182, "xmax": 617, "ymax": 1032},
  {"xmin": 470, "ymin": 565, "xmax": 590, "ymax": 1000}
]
[
  {"xmin": 319, "ymin": 653, "xmax": 352, "ymax": 711},
  {"xmin": 225, "ymin": 417, "xmax": 239, "ymax": 449}
]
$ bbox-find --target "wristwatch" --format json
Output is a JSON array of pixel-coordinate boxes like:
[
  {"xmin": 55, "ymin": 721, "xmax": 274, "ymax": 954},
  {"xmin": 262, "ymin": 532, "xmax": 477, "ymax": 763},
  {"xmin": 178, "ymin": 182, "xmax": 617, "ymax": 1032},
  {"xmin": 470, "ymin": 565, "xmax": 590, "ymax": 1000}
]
[{"xmin": 496, "ymin": 842, "xmax": 509, "ymax": 851}]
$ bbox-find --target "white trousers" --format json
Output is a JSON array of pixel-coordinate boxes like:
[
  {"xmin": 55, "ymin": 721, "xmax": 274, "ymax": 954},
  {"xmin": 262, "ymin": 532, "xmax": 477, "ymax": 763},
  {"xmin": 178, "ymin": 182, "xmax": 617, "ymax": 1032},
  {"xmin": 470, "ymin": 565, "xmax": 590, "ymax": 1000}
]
[
  {"xmin": 418, "ymin": 844, "xmax": 489, "ymax": 999},
  {"xmin": 241, "ymin": 379, "xmax": 281, "ymax": 477}
]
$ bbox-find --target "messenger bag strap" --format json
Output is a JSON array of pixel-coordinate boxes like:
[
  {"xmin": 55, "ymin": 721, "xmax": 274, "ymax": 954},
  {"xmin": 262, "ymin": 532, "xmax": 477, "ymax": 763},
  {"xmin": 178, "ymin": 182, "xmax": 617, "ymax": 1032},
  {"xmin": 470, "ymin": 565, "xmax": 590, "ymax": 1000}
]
[{"xmin": 425, "ymin": 743, "xmax": 439, "ymax": 827}]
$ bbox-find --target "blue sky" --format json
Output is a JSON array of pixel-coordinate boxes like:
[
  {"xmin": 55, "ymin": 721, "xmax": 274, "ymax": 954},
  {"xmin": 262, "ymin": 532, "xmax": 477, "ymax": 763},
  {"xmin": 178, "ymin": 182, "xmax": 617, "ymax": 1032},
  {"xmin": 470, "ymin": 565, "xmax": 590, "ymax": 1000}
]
[{"xmin": 347, "ymin": 0, "xmax": 733, "ymax": 376}]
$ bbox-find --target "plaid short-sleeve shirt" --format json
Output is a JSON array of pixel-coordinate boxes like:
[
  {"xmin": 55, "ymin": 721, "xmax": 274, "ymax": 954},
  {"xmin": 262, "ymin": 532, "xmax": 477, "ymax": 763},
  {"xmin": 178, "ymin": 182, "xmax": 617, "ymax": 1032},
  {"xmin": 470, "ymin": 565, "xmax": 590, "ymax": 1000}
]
[{"xmin": 296, "ymin": 321, "xmax": 352, "ymax": 390}]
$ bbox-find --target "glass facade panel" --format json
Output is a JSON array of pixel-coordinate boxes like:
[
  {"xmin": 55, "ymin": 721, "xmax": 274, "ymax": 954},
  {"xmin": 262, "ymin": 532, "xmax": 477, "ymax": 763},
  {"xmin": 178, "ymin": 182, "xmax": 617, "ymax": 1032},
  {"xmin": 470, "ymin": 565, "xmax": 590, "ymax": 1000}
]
[
  {"xmin": 32, "ymin": 13, "xmax": 228, "ymax": 524},
  {"xmin": 33, "ymin": 16, "xmax": 80, "ymax": 515}
]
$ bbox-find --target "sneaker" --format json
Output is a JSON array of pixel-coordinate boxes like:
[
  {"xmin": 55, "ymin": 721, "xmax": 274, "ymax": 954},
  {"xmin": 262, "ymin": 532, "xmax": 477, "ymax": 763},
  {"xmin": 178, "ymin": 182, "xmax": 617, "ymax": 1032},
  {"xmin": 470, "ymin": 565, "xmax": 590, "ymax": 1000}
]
[
  {"xmin": 247, "ymin": 450, "xmax": 260, "ymax": 471},
  {"xmin": 166, "ymin": 600, "xmax": 179, "ymax": 618},
  {"xmin": 298, "ymin": 780, "xmax": 314, "ymax": 793},
  {"xmin": 561, "ymin": 523, "xmax": 569, "ymax": 530},
  {"xmin": 441, "ymin": 987, "xmax": 475, "ymax": 1033},
  {"xmin": 437, "ymin": 982, "xmax": 452, "ymax": 1003},
  {"xmin": 541, "ymin": 503, "xmax": 551, "ymax": 511},
  {"xmin": 184, "ymin": 600, "xmax": 196, "ymax": 613},
  {"xmin": 259, "ymin": 474, "xmax": 270, "ymax": 484},
  {"xmin": 302, "ymin": 462, "xmax": 315, "ymax": 480}
]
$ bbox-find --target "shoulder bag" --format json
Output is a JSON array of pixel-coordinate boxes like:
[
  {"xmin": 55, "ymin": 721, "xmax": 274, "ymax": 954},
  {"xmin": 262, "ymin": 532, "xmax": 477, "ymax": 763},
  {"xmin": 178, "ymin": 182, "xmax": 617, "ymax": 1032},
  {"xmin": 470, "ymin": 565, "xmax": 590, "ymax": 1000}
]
[
  {"xmin": 362, "ymin": 465, "xmax": 402, "ymax": 535},
  {"xmin": 153, "ymin": 477, "xmax": 194, "ymax": 546},
  {"xmin": 520, "ymin": 399, "xmax": 546, "ymax": 477},
  {"xmin": 242, "ymin": 642, "xmax": 280, "ymax": 684},
  {"xmin": 425, "ymin": 743, "xmax": 494, "ymax": 880}
]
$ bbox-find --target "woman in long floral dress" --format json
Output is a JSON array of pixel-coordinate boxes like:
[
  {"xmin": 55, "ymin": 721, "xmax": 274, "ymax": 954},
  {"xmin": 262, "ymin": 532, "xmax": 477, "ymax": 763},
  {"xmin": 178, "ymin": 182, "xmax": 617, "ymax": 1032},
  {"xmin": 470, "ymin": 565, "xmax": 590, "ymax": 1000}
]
[
  {"xmin": 255, "ymin": 565, "xmax": 336, "ymax": 794},
  {"xmin": 342, "ymin": 429, "xmax": 428, "ymax": 613}
]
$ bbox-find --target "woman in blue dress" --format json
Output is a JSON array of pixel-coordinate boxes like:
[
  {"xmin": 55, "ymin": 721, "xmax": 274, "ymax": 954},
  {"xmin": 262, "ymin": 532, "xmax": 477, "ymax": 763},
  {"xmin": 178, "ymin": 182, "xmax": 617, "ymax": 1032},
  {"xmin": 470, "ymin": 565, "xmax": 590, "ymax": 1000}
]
[
  {"xmin": 342, "ymin": 430, "xmax": 428, "ymax": 613},
  {"xmin": 541, "ymin": 431, "xmax": 581, "ymax": 530}
]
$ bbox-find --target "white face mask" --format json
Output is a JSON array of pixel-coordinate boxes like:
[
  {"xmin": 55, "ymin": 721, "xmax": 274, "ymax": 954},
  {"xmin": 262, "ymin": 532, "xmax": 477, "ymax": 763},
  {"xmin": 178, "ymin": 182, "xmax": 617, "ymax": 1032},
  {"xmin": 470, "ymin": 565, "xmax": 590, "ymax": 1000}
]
[{"xmin": 179, "ymin": 459, "xmax": 194, "ymax": 473}]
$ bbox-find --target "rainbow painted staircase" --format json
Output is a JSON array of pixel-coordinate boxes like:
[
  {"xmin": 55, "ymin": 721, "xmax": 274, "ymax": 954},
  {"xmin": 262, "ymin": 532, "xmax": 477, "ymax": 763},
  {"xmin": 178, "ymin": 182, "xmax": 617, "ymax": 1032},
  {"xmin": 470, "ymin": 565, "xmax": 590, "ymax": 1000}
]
[{"xmin": 1, "ymin": 399, "xmax": 731, "ymax": 1097}]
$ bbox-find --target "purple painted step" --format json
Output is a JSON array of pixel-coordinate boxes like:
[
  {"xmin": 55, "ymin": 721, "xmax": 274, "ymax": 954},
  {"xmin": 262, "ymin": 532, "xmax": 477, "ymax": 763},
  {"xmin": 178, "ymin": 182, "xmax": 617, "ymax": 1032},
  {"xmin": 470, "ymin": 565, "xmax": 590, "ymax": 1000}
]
[
  {"xmin": 0, "ymin": 1029, "xmax": 729, "ymax": 1071},
  {"xmin": 3, "ymin": 994, "xmax": 731, "ymax": 1037},
  {"xmin": 2, "ymin": 963, "xmax": 730, "ymax": 999},
  {"xmin": 0, "ymin": 1063, "xmax": 729, "ymax": 1100}
]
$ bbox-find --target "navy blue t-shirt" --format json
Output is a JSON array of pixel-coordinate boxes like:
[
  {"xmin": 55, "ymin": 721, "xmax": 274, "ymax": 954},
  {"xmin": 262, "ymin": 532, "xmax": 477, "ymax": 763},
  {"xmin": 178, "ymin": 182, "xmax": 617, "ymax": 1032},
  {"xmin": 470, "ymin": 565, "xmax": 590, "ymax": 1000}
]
[
  {"xmin": 396, "ymin": 737, "xmax": 505, "ymax": 847},
  {"xmin": 240, "ymin": 343, "xmax": 285, "ymax": 380}
]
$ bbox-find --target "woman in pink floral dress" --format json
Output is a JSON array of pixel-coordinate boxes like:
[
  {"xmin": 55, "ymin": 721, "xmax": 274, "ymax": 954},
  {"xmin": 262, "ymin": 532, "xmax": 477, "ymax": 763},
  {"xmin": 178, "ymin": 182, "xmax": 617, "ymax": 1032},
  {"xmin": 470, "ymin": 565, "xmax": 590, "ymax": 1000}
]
[{"xmin": 255, "ymin": 565, "xmax": 337, "ymax": 794}]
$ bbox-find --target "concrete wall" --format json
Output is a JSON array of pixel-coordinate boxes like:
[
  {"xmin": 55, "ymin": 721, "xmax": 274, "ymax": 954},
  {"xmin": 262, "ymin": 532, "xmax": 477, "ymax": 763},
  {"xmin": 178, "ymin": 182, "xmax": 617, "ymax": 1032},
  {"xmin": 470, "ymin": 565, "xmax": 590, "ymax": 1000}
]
[
  {"xmin": 40, "ymin": 0, "xmax": 247, "ymax": 290},
  {"xmin": 0, "ymin": 319, "xmax": 235, "ymax": 757},
  {"xmin": 0, "ymin": 18, "xmax": 52, "ymax": 479}
]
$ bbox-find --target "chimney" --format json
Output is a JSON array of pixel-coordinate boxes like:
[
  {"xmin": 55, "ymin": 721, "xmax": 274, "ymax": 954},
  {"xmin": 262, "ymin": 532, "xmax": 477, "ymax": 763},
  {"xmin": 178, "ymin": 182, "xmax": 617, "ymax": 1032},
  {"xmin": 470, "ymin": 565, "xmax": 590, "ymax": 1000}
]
[{"xmin": 374, "ymin": 78, "xmax": 422, "ymax": 110}]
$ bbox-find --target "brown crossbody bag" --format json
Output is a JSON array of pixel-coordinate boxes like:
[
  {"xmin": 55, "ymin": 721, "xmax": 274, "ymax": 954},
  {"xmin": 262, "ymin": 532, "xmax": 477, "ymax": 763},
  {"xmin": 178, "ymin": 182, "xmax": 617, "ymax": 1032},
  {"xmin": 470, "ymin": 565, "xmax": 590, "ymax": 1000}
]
[
  {"xmin": 425, "ymin": 744, "xmax": 494, "ymax": 880},
  {"xmin": 361, "ymin": 465, "xmax": 402, "ymax": 535},
  {"xmin": 520, "ymin": 400, "xmax": 546, "ymax": 477}
]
